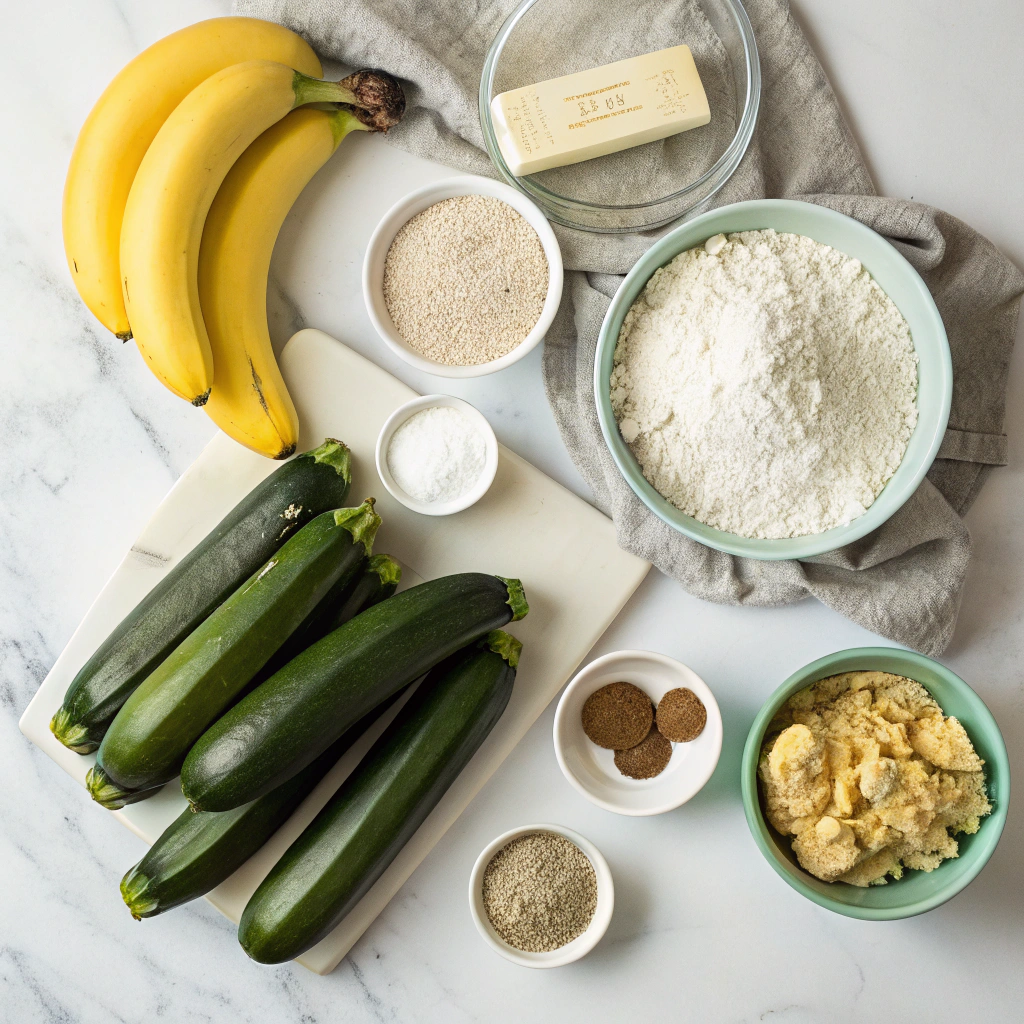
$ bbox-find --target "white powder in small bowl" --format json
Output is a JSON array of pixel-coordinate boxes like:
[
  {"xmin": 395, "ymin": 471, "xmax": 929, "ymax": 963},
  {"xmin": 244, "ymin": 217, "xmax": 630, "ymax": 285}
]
[{"xmin": 387, "ymin": 406, "xmax": 486, "ymax": 504}]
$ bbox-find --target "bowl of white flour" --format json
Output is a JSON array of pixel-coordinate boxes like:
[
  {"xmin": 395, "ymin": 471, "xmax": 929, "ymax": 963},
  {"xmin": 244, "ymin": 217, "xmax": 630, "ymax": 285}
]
[{"xmin": 595, "ymin": 199, "xmax": 952, "ymax": 560}]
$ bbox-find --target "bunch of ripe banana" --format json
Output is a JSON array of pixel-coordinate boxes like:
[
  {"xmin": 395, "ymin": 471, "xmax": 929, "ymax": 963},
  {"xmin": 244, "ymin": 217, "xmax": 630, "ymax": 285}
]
[{"xmin": 63, "ymin": 18, "xmax": 405, "ymax": 459}]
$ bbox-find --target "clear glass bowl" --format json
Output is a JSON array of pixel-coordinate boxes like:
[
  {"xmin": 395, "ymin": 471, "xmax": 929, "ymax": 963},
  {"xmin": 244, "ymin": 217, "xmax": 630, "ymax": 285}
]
[{"xmin": 479, "ymin": 0, "xmax": 760, "ymax": 233}]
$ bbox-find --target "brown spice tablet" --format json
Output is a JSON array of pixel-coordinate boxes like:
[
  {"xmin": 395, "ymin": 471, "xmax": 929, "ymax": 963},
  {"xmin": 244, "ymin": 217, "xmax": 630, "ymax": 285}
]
[
  {"xmin": 581, "ymin": 681, "xmax": 653, "ymax": 749},
  {"xmin": 657, "ymin": 687, "xmax": 707, "ymax": 742},
  {"xmin": 614, "ymin": 726, "xmax": 673, "ymax": 780}
]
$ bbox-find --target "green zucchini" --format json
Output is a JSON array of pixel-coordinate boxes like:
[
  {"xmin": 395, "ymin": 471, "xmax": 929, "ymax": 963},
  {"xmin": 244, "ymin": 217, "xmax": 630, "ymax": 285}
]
[
  {"xmin": 120, "ymin": 637, "xmax": 405, "ymax": 917},
  {"xmin": 241, "ymin": 553, "xmax": 402, "ymax": 698},
  {"xmin": 51, "ymin": 439, "xmax": 353, "ymax": 754},
  {"xmin": 306, "ymin": 553, "xmax": 402, "ymax": 639},
  {"xmin": 91, "ymin": 554, "xmax": 399, "ymax": 811},
  {"xmin": 119, "ymin": 560, "xmax": 402, "ymax": 903},
  {"xmin": 93, "ymin": 501, "xmax": 381, "ymax": 801},
  {"xmin": 182, "ymin": 574, "xmax": 528, "ymax": 812},
  {"xmin": 90, "ymin": 552, "xmax": 397, "ymax": 806},
  {"xmin": 238, "ymin": 630, "xmax": 520, "ymax": 963},
  {"xmin": 85, "ymin": 768, "xmax": 166, "ymax": 811}
]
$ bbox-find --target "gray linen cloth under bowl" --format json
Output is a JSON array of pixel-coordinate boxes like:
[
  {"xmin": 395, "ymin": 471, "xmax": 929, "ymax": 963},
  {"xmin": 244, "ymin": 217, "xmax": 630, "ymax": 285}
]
[{"xmin": 235, "ymin": 0, "xmax": 1024, "ymax": 655}]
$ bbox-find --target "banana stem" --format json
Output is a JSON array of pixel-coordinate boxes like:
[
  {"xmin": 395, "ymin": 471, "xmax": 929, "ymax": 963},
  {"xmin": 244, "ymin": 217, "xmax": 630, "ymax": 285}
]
[
  {"xmin": 292, "ymin": 69, "xmax": 406, "ymax": 132},
  {"xmin": 328, "ymin": 107, "xmax": 371, "ymax": 147},
  {"xmin": 292, "ymin": 71, "xmax": 360, "ymax": 107}
]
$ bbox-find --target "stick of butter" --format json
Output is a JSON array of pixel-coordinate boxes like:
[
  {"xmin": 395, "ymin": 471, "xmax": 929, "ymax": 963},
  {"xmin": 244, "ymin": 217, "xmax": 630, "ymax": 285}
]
[{"xmin": 490, "ymin": 45, "xmax": 711, "ymax": 177}]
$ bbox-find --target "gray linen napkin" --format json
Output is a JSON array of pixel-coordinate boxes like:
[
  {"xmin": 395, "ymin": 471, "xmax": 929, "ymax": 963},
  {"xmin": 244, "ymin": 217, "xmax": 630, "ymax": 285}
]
[{"xmin": 235, "ymin": 0, "xmax": 1024, "ymax": 654}]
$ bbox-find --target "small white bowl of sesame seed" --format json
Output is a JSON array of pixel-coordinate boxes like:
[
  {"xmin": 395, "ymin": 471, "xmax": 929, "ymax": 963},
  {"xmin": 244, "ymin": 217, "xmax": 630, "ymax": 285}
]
[
  {"xmin": 362, "ymin": 175, "xmax": 563, "ymax": 378},
  {"xmin": 469, "ymin": 823, "xmax": 614, "ymax": 968}
]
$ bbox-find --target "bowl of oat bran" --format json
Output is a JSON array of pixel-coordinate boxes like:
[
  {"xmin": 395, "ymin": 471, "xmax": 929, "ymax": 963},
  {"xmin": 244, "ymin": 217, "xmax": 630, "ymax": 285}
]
[
  {"xmin": 363, "ymin": 175, "xmax": 563, "ymax": 378},
  {"xmin": 593, "ymin": 198, "xmax": 953, "ymax": 560},
  {"xmin": 741, "ymin": 648, "xmax": 1009, "ymax": 920}
]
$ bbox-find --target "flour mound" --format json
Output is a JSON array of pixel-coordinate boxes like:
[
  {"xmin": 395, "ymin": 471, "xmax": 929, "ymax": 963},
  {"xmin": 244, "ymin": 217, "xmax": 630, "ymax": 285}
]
[{"xmin": 610, "ymin": 229, "xmax": 919, "ymax": 539}]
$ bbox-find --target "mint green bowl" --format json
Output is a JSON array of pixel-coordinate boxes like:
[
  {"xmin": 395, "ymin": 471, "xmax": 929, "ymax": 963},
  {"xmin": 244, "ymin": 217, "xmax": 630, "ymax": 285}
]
[
  {"xmin": 593, "ymin": 199, "xmax": 952, "ymax": 560},
  {"xmin": 740, "ymin": 648, "xmax": 1009, "ymax": 920}
]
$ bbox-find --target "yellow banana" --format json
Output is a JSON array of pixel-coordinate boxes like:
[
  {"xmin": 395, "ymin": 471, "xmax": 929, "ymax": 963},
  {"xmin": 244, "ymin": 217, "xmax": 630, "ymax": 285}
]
[
  {"xmin": 120, "ymin": 64, "xmax": 404, "ymax": 407},
  {"xmin": 119, "ymin": 61, "xmax": 387, "ymax": 406},
  {"xmin": 199, "ymin": 108, "xmax": 370, "ymax": 458},
  {"xmin": 62, "ymin": 17, "xmax": 322, "ymax": 340}
]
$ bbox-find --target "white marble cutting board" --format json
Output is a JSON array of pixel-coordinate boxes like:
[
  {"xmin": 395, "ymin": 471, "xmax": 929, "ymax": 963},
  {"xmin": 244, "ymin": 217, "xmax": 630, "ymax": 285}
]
[{"xmin": 19, "ymin": 327, "xmax": 650, "ymax": 974}]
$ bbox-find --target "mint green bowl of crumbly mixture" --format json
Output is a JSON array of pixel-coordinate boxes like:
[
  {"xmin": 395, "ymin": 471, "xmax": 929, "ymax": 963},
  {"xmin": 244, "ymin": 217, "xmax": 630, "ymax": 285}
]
[
  {"xmin": 740, "ymin": 648, "xmax": 1009, "ymax": 920},
  {"xmin": 593, "ymin": 198, "xmax": 952, "ymax": 560}
]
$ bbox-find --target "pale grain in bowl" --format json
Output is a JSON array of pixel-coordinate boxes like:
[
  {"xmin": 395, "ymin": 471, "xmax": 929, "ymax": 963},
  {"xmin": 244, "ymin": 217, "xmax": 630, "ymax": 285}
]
[{"xmin": 383, "ymin": 194, "xmax": 548, "ymax": 366}]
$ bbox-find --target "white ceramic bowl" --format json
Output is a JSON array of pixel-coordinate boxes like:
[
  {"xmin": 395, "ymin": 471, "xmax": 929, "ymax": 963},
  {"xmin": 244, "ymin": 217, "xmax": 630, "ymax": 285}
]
[
  {"xmin": 375, "ymin": 394, "xmax": 499, "ymax": 516},
  {"xmin": 362, "ymin": 175, "xmax": 563, "ymax": 378},
  {"xmin": 468, "ymin": 823, "xmax": 614, "ymax": 968},
  {"xmin": 554, "ymin": 650, "xmax": 723, "ymax": 816}
]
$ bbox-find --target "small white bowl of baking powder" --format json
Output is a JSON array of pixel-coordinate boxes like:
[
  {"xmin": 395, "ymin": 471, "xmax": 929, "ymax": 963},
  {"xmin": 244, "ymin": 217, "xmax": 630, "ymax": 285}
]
[
  {"xmin": 363, "ymin": 175, "xmax": 563, "ymax": 378},
  {"xmin": 375, "ymin": 394, "xmax": 499, "ymax": 516}
]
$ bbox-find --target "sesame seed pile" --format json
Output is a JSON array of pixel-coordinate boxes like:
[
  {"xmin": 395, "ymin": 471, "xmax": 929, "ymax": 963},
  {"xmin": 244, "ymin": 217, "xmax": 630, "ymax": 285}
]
[
  {"xmin": 383, "ymin": 195, "xmax": 548, "ymax": 366},
  {"xmin": 482, "ymin": 832, "xmax": 597, "ymax": 952}
]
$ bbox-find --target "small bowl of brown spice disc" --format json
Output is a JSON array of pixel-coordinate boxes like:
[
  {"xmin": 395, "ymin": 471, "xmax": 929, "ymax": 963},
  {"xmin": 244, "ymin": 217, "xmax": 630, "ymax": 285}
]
[
  {"xmin": 362, "ymin": 175, "xmax": 563, "ymax": 378},
  {"xmin": 554, "ymin": 650, "xmax": 722, "ymax": 815},
  {"xmin": 469, "ymin": 823, "xmax": 614, "ymax": 968}
]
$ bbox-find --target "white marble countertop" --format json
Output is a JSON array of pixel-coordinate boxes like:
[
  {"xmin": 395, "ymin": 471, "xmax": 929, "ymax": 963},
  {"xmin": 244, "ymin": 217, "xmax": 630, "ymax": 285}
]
[{"xmin": 3, "ymin": 1, "xmax": 1022, "ymax": 1020}]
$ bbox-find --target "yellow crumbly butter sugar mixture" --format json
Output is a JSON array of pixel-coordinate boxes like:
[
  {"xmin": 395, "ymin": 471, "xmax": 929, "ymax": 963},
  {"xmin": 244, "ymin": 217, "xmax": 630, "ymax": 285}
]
[{"xmin": 759, "ymin": 671, "xmax": 991, "ymax": 886}]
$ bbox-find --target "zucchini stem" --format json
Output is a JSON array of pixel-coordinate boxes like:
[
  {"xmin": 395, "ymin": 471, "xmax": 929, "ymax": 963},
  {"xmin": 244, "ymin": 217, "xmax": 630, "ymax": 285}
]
[
  {"xmin": 367, "ymin": 553, "xmax": 402, "ymax": 588},
  {"xmin": 497, "ymin": 577, "xmax": 529, "ymax": 621},
  {"xmin": 86, "ymin": 764, "xmax": 160, "ymax": 810},
  {"xmin": 50, "ymin": 707, "xmax": 99, "ymax": 754},
  {"xmin": 307, "ymin": 438, "xmax": 352, "ymax": 483},
  {"xmin": 334, "ymin": 499, "xmax": 381, "ymax": 555},
  {"xmin": 482, "ymin": 630, "xmax": 522, "ymax": 669},
  {"xmin": 120, "ymin": 865, "xmax": 159, "ymax": 920}
]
